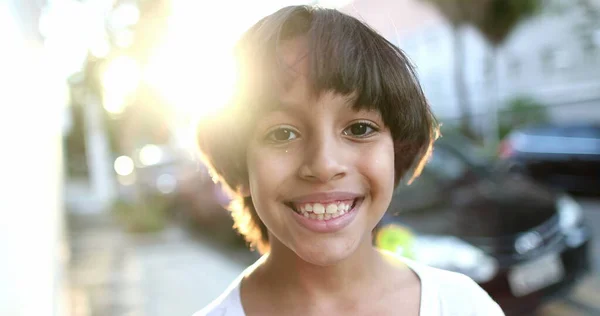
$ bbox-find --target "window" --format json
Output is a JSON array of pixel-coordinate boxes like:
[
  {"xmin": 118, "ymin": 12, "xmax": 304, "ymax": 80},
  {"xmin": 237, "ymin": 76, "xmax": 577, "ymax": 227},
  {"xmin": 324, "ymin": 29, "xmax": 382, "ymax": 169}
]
[
  {"xmin": 541, "ymin": 47, "xmax": 572, "ymax": 74},
  {"xmin": 541, "ymin": 47, "xmax": 556, "ymax": 74},
  {"xmin": 507, "ymin": 55, "xmax": 522, "ymax": 78}
]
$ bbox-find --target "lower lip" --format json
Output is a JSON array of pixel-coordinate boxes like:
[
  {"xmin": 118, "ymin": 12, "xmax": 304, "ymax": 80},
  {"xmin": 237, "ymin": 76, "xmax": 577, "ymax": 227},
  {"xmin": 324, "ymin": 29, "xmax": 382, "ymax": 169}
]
[{"xmin": 290, "ymin": 199, "xmax": 363, "ymax": 233}]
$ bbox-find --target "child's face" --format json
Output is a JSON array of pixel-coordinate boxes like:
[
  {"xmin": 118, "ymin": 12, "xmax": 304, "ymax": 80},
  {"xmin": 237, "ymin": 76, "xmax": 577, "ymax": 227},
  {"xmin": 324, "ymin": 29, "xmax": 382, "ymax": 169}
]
[{"xmin": 246, "ymin": 37, "xmax": 395, "ymax": 265}]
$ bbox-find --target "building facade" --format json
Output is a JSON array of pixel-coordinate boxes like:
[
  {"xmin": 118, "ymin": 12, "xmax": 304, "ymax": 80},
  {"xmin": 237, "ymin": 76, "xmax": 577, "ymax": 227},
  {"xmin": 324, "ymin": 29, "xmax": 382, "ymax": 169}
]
[{"xmin": 342, "ymin": 0, "xmax": 600, "ymax": 131}]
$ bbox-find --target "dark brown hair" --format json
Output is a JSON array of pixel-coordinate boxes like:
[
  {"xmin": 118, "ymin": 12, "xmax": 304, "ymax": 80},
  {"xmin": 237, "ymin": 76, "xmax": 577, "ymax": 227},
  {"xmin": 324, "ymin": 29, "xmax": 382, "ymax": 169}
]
[{"xmin": 196, "ymin": 5, "xmax": 438, "ymax": 253}]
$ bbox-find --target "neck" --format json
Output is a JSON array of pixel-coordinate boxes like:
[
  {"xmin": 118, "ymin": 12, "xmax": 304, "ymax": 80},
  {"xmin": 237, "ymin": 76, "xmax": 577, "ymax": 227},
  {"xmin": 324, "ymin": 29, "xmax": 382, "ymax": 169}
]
[{"xmin": 259, "ymin": 236, "xmax": 385, "ymax": 299}]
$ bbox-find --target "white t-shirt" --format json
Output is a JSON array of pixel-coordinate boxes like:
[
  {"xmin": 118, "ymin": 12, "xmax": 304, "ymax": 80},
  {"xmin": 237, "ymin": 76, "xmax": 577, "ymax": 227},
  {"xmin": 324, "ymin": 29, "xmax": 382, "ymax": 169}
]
[{"xmin": 195, "ymin": 258, "xmax": 504, "ymax": 316}]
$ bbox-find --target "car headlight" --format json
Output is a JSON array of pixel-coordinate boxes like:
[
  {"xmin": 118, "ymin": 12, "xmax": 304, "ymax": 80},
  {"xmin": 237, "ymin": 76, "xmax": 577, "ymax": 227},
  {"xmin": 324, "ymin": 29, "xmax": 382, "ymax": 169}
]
[
  {"xmin": 413, "ymin": 236, "xmax": 498, "ymax": 283},
  {"xmin": 557, "ymin": 195, "xmax": 583, "ymax": 232}
]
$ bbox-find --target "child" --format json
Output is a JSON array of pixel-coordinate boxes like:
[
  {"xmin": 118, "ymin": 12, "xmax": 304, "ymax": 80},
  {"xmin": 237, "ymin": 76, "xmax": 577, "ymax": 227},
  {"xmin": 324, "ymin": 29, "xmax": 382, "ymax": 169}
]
[{"xmin": 195, "ymin": 5, "xmax": 504, "ymax": 316}]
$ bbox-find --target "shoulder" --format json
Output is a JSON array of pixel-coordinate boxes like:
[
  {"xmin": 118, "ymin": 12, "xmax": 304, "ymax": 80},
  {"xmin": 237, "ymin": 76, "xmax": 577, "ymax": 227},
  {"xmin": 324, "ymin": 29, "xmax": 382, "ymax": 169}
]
[
  {"xmin": 192, "ymin": 278, "xmax": 244, "ymax": 316},
  {"xmin": 195, "ymin": 256, "xmax": 269, "ymax": 316},
  {"xmin": 408, "ymin": 261, "xmax": 505, "ymax": 316}
]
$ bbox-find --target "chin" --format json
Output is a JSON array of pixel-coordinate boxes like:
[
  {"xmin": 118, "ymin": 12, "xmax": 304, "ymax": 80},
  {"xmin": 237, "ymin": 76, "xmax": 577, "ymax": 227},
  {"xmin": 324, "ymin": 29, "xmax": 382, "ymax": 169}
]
[{"xmin": 291, "ymin": 234, "xmax": 364, "ymax": 266}]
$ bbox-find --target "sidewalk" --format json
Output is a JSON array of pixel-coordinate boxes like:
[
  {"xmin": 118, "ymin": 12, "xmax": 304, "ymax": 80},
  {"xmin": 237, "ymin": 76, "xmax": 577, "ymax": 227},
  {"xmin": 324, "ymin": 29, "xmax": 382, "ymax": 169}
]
[{"xmin": 66, "ymin": 213, "xmax": 254, "ymax": 316}]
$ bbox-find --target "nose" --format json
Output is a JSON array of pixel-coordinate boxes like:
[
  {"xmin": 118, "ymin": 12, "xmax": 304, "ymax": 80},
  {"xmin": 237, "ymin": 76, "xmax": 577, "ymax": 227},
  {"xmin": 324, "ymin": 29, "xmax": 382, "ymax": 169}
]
[{"xmin": 298, "ymin": 133, "xmax": 347, "ymax": 183}]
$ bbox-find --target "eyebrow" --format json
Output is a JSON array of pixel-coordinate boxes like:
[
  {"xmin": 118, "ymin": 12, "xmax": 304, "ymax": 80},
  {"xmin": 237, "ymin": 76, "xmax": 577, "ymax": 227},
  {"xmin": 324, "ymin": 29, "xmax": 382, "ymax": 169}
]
[
  {"xmin": 274, "ymin": 94, "xmax": 359, "ymax": 111},
  {"xmin": 259, "ymin": 97, "xmax": 383, "ymax": 129},
  {"xmin": 263, "ymin": 101, "xmax": 305, "ymax": 118}
]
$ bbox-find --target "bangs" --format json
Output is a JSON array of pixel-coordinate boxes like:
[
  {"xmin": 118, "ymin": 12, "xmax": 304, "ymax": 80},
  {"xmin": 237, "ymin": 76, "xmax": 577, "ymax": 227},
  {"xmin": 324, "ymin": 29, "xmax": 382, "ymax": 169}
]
[{"xmin": 233, "ymin": 5, "xmax": 434, "ymax": 142}]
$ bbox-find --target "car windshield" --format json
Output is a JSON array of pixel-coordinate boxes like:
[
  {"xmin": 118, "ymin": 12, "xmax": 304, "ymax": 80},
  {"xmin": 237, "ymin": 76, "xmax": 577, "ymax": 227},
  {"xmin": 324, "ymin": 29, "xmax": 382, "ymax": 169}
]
[
  {"xmin": 427, "ymin": 146, "xmax": 472, "ymax": 182},
  {"xmin": 395, "ymin": 141, "xmax": 484, "ymax": 198},
  {"xmin": 426, "ymin": 137, "xmax": 491, "ymax": 181}
]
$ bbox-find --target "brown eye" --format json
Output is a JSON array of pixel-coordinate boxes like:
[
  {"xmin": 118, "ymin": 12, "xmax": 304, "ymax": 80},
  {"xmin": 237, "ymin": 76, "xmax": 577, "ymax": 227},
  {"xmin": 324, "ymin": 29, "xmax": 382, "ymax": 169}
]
[
  {"xmin": 344, "ymin": 122, "xmax": 376, "ymax": 137},
  {"xmin": 267, "ymin": 127, "xmax": 298, "ymax": 142}
]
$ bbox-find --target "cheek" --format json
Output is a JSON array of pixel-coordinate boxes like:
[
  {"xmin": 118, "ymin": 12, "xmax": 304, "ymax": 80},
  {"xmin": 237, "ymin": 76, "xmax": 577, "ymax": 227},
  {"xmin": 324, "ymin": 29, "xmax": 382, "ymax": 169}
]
[
  {"xmin": 356, "ymin": 138, "xmax": 395, "ymax": 198},
  {"xmin": 246, "ymin": 145, "xmax": 298, "ymax": 204}
]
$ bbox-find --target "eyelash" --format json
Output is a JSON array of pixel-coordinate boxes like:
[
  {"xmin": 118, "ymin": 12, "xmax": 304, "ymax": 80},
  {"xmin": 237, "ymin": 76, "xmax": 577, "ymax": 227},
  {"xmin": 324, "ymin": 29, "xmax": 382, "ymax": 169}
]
[
  {"xmin": 263, "ymin": 120, "xmax": 380, "ymax": 144},
  {"xmin": 343, "ymin": 121, "xmax": 380, "ymax": 138},
  {"xmin": 264, "ymin": 126, "xmax": 299, "ymax": 143}
]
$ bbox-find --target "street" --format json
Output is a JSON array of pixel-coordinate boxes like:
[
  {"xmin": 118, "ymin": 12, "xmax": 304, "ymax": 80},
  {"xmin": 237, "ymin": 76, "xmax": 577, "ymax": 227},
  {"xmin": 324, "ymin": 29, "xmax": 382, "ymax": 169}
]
[
  {"xmin": 537, "ymin": 198, "xmax": 600, "ymax": 316},
  {"xmin": 67, "ymin": 197, "xmax": 600, "ymax": 316},
  {"xmin": 67, "ymin": 215, "xmax": 252, "ymax": 316}
]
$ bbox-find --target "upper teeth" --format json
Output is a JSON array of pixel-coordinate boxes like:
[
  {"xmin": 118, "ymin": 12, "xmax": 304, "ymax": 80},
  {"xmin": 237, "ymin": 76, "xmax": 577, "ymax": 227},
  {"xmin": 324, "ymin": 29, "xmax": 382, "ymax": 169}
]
[{"xmin": 295, "ymin": 201, "xmax": 352, "ymax": 220}]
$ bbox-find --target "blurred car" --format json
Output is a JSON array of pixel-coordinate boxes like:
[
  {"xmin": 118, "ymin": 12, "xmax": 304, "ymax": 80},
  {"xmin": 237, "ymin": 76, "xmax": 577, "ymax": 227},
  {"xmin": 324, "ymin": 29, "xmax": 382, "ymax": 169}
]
[
  {"xmin": 115, "ymin": 144, "xmax": 235, "ymax": 235},
  {"xmin": 134, "ymin": 152, "xmax": 184, "ymax": 196},
  {"xmin": 174, "ymin": 161, "xmax": 249, "ymax": 245},
  {"xmin": 499, "ymin": 123, "xmax": 600, "ymax": 195},
  {"xmin": 375, "ymin": 136, "xmax": 591, "ymax": 315},
  {"xmin": 115, "ymin": 144, "xmax": 186, "ymax": 203},
  {"xmin": 175, "ymin": 161, "xmax": 233, "ymax": 226}
]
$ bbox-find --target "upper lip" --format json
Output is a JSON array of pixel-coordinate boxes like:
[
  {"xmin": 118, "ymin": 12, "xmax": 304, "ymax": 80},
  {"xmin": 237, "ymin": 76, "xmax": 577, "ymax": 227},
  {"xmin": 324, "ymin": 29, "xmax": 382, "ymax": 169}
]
[{"xmin": 287, "ymin": 191, "xmax": 362, "ymax": 204}]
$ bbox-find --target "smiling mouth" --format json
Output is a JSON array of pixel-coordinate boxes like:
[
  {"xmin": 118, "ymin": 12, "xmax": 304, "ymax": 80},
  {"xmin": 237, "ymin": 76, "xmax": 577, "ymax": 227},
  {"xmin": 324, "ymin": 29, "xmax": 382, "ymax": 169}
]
[{"xmin": 284, "ymin": 198, "xmax": 360, "ymax": 220}]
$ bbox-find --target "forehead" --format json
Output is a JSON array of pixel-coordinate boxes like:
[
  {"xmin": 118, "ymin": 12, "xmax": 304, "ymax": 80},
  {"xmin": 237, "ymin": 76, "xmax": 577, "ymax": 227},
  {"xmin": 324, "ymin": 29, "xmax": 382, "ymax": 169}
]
[
  {"xmin": 268, "ymin": 37, "xmax": 368, "ymax": 116},
  {"xmin": 279, "ymin": 37, "xmax": 309, "ymax": 76},
  {"xmin": 277, "ymin": 37, "xmax": 311, "ymax": 103}
]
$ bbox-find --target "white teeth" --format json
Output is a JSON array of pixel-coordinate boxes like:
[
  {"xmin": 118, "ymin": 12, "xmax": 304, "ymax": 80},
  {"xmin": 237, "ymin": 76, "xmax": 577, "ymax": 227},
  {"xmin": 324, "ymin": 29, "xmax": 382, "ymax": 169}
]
[
  {"xmin": 326, "ymin": 204, "xmax": 338, "ymax": 214},
  {"xmin": 293, "ymin": 200, "xmax": 356, "ymax": 221},
  {"xmin": 313, "ymin": 203, "xmax": 325, "ymax": 214}
]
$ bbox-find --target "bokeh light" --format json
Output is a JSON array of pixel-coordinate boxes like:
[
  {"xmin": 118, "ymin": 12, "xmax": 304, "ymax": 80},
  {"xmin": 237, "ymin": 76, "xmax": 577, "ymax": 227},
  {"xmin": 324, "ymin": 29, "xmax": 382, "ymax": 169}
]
[
  {"xmin": 89, "ymin": 39, "xmax": 110, "ymax": 59},
  {"xmin": 101, "ymin": 56, "xmax": 140, "ymax": 114},
  {"xmin": 114, "ymin": 155, "xmax": 135, "ymax": 176},
  {"xmin": 139, "ymin": 144, "xmax": 163, "ymax": 166},
  {"xmin": 109, "ymin": 3, "xmax": 140, "ymax": 29},
  {"xmin": 117, "ymin": 174, "xmax": 136, "ymax": 186}
]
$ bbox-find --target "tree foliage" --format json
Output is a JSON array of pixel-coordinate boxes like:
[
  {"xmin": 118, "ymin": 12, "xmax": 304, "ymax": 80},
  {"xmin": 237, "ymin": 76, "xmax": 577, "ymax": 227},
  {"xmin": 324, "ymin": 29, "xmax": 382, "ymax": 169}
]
[
  {"xmin": 469, "ymin": 0, "xmax": 542, "ymax": 46},
  {"xmin": 424, "ymin": 0, "xmax": 542, "ymax": 46},
  {"xmin": 422, "ymin": 0, "xmax": 484, "ymax": 27}
]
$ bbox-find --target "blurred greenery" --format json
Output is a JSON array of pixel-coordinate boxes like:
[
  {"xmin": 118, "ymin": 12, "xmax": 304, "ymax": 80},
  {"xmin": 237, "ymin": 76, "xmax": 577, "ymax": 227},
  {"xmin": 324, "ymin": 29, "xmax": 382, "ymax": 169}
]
[
  {"xmin": 470, "ymin": 0, "xmax": 542, "ymax": 47},
  {"xmin": 549, "ymin": 0, "xmax": 600, "ymax": 57},
  {"xmin": 422, "ymin": 0, "xmax": 544, "ymax": 142},
  {"xmin": 438, "ymin": 95, "xmax": 549, "ymax": 157},
  {"xmin": 112, "ymin": 194, "xmax": 170, "ymax": 233},
  {"xmin": 63, "ymin": 0, "xmax": 172, "ymax": 180},
  {"xmin": 499, "ymin": 96, "xmax": 550, "ymax": 139},
  {"xmin": 64, "ymin": 102, "xmax": 88, "ymax": 178},
  {"xmin": 376, "ymin": 224, "xmax": 417, "ymax": 260},
  {"xmin": 421, "ymin": 0, "xmax": 478, "ymax": 139},
  {"xmin": 474, "ymin": 0, "xmax": 543, "ymax": 146}
]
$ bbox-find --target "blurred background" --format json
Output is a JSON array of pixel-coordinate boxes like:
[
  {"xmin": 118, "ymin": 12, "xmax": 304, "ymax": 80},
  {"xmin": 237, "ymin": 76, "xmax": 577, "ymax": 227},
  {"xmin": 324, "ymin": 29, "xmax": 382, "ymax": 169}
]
[{"xmin": 1, "ymin": 0, "xmax": 599, "ymax": 315}]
